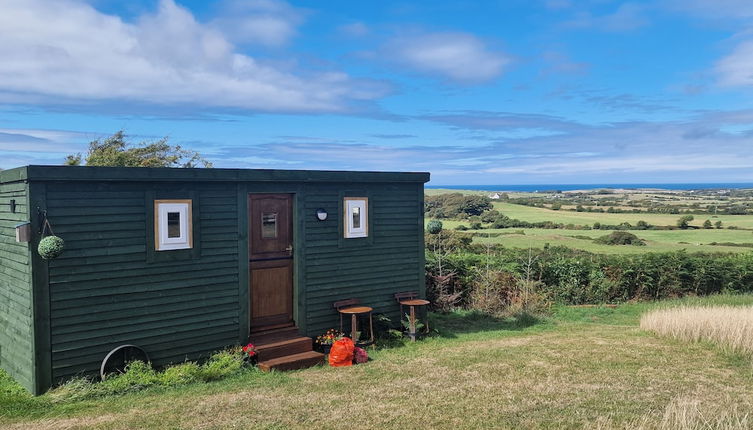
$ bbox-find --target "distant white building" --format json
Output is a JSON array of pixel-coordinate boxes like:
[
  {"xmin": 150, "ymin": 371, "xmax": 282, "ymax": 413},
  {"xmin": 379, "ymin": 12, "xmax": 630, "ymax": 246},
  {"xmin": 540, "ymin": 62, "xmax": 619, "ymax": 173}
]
[{"xmin": 489, "ymin": 193, "xmax": 501, "ymax": 199}]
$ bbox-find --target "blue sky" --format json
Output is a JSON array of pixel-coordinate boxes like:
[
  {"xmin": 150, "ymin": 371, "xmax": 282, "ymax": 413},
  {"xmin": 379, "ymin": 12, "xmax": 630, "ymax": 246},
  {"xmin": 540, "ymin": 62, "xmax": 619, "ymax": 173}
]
[{"xmin": 1, "ymin": 0, "xmax": 753, "ymax": 184}]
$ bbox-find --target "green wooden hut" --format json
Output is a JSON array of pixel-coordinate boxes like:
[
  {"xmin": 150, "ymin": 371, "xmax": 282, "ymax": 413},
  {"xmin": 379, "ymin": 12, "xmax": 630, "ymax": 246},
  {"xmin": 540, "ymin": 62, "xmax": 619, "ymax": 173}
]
[{"xmin": 0, "ymin": 165, "xmax": 429, "ymax": 394}]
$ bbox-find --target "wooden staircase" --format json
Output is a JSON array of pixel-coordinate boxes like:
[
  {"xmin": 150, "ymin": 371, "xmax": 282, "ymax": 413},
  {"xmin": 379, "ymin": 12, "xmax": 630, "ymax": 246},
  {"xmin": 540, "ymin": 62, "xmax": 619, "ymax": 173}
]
[{"xmin": 250, "ymin": 327, "xmax": 324, "ymax": 372}]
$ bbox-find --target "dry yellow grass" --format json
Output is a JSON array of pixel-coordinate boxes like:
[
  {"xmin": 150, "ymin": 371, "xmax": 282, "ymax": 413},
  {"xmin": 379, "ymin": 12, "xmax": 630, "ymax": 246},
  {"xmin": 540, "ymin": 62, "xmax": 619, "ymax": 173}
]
[{"xmin": 640, "ymin": 306, "xmax": 753, "ymax": 359}]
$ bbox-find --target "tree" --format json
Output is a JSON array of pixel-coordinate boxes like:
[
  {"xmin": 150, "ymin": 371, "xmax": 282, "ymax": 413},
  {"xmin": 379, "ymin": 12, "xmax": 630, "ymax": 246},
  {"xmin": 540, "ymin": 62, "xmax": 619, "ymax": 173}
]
[
  {"xmin": 703, "ymin": 219, "xmax": 713, "ymax": 229},
  {"xmin": 65, "ymin": 131, "xmax": 213, "ymax": 168},
  {"xmin": 595, "ymin": 231, "xmax": 646, "ymax": 246},
  {"xmin": 677, "ymin": 215, "xmax": 694, "ymax": 229}
]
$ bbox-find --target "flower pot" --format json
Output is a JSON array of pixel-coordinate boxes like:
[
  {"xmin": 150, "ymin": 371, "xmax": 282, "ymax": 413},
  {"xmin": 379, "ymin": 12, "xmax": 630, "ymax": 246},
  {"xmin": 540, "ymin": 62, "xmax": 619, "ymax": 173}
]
[{"xmin": 315, "ymin": 344, "xmax": 332, "ymax": 354}]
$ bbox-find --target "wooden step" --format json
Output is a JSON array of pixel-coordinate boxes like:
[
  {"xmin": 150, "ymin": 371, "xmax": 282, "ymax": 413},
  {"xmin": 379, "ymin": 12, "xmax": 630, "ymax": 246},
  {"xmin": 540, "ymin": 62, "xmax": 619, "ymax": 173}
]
[
  {"xmin": 249, "ymin": 326, "xmax": 300, "ymax": 345},
  {"xmin": 258, "ymin": 351, "xmax": 325, "ymax": 372},
  {"xmin": 255, "ymin": 337, "xmax": 313, "ymax": 361}
]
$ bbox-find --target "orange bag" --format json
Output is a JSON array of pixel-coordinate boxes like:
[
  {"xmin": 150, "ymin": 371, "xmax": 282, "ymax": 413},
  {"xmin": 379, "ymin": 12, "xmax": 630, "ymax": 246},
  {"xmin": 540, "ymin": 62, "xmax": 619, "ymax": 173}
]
[{"xmin": 328, "ymin": 337, "xmax": 355, "ymax": 367}]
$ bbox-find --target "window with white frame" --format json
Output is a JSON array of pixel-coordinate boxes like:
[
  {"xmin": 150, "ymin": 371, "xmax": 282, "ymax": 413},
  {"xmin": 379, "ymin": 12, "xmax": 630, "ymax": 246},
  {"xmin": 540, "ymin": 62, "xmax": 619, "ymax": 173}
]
[
  {"xmin": 344, "ymin": 197, "xmax": 368, "ymax": 238},
  {"xmin": 155, "ymin": 200, "xmax": 193, "ymax": 251}
]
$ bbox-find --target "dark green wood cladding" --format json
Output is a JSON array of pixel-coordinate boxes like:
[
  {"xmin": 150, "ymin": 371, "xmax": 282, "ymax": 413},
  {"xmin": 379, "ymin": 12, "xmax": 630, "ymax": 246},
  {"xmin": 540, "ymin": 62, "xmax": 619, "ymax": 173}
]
[
  {"xmin": 44, "ymin": 181, "xmax": 240, "ymax": 383},
  {"xmin": 2, "ymin": 165, "xmax": 428, "ymax": 393},
  {"xmin": 300, "ymin": 182, "xmax": 425, "ymax": 337},
  {"xmin": 0, "ymin": 179, "xmax": 34, "ymax": 392}
]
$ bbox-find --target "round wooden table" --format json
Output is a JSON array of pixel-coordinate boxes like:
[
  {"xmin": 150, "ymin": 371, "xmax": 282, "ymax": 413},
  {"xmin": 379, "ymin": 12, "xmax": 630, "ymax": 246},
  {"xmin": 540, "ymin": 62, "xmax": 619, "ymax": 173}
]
[
  {"xmin": 399, "ymin": 299, "xmax": 430, "ymax": 341},
  {"xmin": 338, "ymin": 305, "xmax": 374, "ymax": 344}
]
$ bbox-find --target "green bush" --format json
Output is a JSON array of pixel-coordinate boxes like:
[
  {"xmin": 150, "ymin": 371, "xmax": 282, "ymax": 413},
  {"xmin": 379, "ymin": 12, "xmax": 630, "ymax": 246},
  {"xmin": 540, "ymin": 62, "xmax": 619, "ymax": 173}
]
[
  {"xmin": 160, "ymin": 362, "xmax": 202, "ymax": 386},
  {"xmin": 199, "ymin": 350, "xmax": 244, "ymax": 381},
  {"xmin": 47, "ymin": 347, "xmax": 255, "ymax": 401},
  {"xmin": 427, "ymin": 220, "xmax": 443, "ymax": 234},
  {"xmin": 594, "ymin": 231, "xmax": 646, "ymax": 246},
  {"xmin": 426, "ymin": 246, "xmax": 753, "ymax": 306}
]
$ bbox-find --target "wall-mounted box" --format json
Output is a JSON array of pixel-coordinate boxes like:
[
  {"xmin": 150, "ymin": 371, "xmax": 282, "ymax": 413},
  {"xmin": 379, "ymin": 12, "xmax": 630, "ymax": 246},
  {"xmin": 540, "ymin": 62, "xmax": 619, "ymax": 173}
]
[{"xmin": 15, "ymin": 222, "xmax": 31, "ymax": 243}]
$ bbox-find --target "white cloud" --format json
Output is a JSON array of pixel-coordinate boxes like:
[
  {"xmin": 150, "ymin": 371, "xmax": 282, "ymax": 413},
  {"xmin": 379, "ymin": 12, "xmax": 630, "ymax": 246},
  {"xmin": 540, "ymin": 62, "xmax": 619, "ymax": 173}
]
[
  {"xmin": 210, "ymin": 0, "xmax": 305, "ymax": 47},
  {"xmin": 564, "ymin": 3, "xmax": 649, "ymax": 32},
  {"xmin": 384, "ymin": 32, "xmax": 511, "ymax": 84},
  {"xmin": 716, "ymin": 39, "xmax": 753, "ymax": 87},
  {"xmin": 0, "ymin": 0, "xmax": 384, "ymax": 113},
  {"xmin": 544, "ymin": 0, "xmax": 573, "ymax": 10},
  {"xmin": 665, "ymin": 0, "xmax": 753, "ymax": 20},
  {"xmin": 339, "ymin": 22, "xmax": 369, "ymax": 37}
]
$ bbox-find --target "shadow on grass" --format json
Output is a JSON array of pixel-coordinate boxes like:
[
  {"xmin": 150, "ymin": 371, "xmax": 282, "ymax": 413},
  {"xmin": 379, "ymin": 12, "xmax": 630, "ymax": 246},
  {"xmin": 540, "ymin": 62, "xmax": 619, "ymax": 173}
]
[{"xmin": 431, "ymin": 310, "xmax": 543, "ymax": 339}]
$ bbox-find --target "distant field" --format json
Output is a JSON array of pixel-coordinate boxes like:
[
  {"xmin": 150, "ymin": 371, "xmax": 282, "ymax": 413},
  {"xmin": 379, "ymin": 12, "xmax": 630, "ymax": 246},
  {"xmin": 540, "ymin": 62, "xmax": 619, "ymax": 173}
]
[
  {"xmin": 492, "ymin": 202, "xmax": 753, "ymax": 229},
  {"xmin": 435, "ymin": 220, "xmax": 753, "ymax": 254},
  {"xmin": 426, "ymin": 188, "xmax": 753, "ymax": 253},
  {"xmin": 470, "ymin": 228, "xmax": 753, "ymax": 254}
]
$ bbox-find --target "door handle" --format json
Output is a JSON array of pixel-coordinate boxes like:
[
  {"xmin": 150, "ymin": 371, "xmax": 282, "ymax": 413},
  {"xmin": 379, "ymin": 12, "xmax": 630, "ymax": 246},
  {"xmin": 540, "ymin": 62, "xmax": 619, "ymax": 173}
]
[{"xmin": 285, "ymin": 245, "xmax": 293, "ymax": 255}]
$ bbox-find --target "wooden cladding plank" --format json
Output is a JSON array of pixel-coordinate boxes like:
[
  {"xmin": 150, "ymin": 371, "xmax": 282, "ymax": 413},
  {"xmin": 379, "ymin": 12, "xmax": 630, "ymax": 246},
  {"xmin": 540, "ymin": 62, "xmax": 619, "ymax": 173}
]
[
  {"xmin": 0, "ymin": 180, "xmax": 34, "ymax": 393},
  {"xmin": 50, "ymin": 266, "xmax": 238, "ymax": 293},
  {"xmin": 50, "ymin": 274, "xmax": 238, "ymax": 300},
  {"xmin": 51, "ymin": 283, "xmax": 238, "ymax": 313},
  {"xmin": 52, "ymin": 306, "xmax": 239, "ymax": 344},
  {"xmin": 50, "ymin": 259, "xmax": 236, "ymax": 283},
  {"xmin": 51, "ymin": 295, "xmax": 238, "ymax": 330}
]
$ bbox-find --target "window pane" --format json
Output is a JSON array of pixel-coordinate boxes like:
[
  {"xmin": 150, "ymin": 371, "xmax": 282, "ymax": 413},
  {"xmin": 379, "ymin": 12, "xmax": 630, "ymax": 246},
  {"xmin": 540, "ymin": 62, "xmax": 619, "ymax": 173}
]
[
  {"xmin": 352, "ymin": 206, "xmax": 361, "ymax": 229},
  {"xmin": 167, "ymin": 212, "xmax": 181, "ymax": 238},
  {"xmin": 262, "ymin": 212, "xmax": 278, "ymax": 238}
]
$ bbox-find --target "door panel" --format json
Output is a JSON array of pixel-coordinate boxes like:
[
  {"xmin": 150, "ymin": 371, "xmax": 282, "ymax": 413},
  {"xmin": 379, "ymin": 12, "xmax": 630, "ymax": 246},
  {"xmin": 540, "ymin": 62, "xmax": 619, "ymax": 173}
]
[
  {"xmin": 249, "ymin": 194, "xmax": 292, "ymax": 260},
  {"xmin": 248, "ymin": 194, "xmax": 294, "ymax": 332}
]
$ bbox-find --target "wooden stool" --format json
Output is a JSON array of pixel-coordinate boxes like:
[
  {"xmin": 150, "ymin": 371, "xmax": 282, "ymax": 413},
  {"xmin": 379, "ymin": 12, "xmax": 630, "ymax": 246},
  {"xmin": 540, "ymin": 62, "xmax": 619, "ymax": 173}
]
[
  {"xmin": 333, "ymin": 299, "xmax": 374, "ymax": 345},
  {"xmin": 395, "ymin": 292, "xmax": 430, "ymax": 341}
]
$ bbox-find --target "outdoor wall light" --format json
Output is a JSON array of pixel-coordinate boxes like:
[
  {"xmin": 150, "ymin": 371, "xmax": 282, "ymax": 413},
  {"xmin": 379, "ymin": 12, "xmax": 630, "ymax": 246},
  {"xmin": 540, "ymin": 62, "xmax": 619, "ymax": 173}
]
[
  {"xmin": 10, "ymin": 199, "xmax": 16, "ymax": 213},
  {"xmin": 316, "ymin": 208, "xmax": 328, "ymax": 221}
]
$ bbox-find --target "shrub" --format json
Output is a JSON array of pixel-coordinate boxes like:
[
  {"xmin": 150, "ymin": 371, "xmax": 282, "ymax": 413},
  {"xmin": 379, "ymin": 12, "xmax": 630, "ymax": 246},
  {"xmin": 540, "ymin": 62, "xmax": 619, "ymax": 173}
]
[
  {"xmin": 427, "ymin": 247, "xmax": 753, "ymax": 306},
  {"xmin": 427, "ymin": 220, "xmax": 443, "ymax": 234},
  {"xmin": 594, "ymin": 231, "xmax": 646, "ymax": 246},
  {"xmin": 159, "ymin": 362, "xmax": 202, "ymax": 386},
  {"xmin": 425, "ymin": 193, "xmax": 492, "ymax": 218},
  {"xmin": 101, "ymin": 361, "xmax": 159, "ymax": 394},
  {"xmin": 677, "ymin": 215, "xmax": 694, "ymax": 229},
  {"xmin": 200, "ymin": 350, "xmax": 245, "ymax": 381},
  {"xmin": 425, "ymin": 231, "xmax": 472, "ymax": 252},
  {"xmin": 47, "ymin": 347, "xmax": 255, "ymax": 401},
  {"xmin": 454, "ymin": 224, "xmax": 468, "ymax": 231}
]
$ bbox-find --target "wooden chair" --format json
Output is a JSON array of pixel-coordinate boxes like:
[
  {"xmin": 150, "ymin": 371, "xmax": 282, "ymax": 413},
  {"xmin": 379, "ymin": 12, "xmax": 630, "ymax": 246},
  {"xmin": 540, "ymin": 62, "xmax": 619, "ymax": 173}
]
[
  {"xmin": 395, "ymin": 292, "xmax": 430, "ymax": 341},
  {"xmin": 333, "ymin": 298, "xmax": 374, "ymax": 345}
]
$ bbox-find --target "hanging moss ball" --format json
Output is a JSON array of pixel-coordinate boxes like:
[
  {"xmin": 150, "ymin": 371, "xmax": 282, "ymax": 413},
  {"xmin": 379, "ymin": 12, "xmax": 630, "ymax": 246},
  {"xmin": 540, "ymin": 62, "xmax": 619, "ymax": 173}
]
[
  {"xmin": 427, "ymin": 220, "xmax": 443, "ymax": 234},
  {"xmin": 38, "ymin": 236, "xmax": 65, "ymax": 260}
]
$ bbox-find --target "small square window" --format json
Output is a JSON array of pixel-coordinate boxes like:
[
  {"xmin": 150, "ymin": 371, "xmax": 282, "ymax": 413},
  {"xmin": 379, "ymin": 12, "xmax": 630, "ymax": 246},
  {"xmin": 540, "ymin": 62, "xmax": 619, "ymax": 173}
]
[
  {"xmin": 155, "ymin": 200, "xmax": 193, "ymax": 251},
  {"xmin": 261, "ymin": 212, "xmax": 278, "ymax": 239},
  {"xmin": 344, "ymin": 197, "xmax": 368, "ymax": 238}
]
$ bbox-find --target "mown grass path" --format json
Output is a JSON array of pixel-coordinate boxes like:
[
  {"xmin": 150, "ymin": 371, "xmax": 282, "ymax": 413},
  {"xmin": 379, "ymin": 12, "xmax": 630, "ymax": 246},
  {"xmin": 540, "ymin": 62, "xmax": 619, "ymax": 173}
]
[{"xmin": 3, "ymin": 296, "xmax": 753, "ymax": 429}]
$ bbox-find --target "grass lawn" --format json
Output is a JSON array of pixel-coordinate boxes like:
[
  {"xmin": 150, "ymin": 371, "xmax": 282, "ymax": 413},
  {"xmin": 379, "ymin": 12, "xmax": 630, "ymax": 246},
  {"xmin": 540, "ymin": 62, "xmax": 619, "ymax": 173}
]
[{"xmin": 2, "ymin": 295, "xmax": 753, "ymax": 429}]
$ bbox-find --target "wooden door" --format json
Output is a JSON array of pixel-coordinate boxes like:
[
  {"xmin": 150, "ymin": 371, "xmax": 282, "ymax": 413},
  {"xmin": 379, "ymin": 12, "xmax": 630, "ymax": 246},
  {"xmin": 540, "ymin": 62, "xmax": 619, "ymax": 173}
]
[{"xmin": 248, "ymin": 194, "xmax": 294, "ymax": 332}]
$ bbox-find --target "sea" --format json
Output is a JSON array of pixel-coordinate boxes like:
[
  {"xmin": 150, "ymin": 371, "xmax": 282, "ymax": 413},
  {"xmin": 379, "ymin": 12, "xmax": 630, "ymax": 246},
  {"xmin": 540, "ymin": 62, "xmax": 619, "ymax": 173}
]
[{"xmin": 427, "ymin": 183, "xmax": 753, "ymax": 192}]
